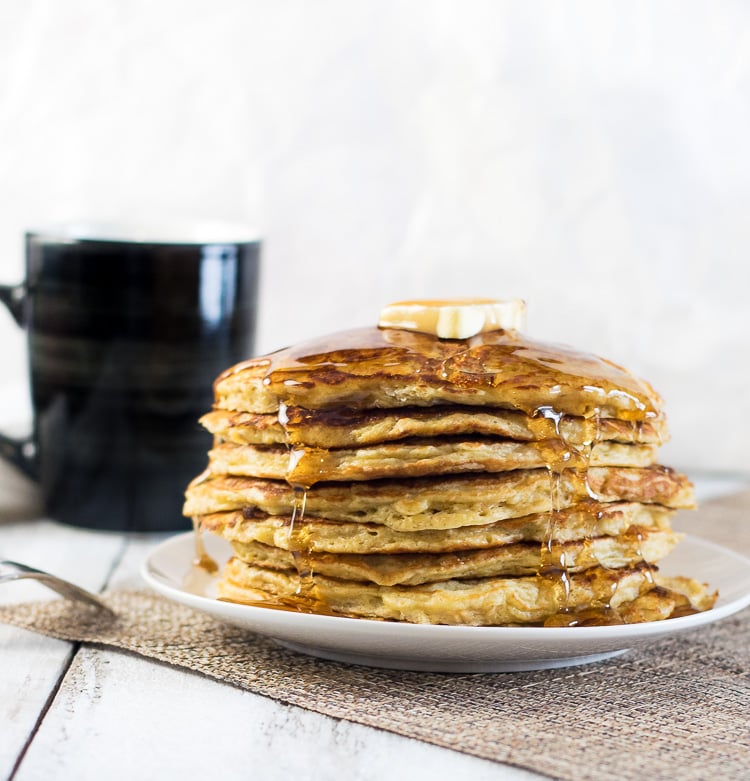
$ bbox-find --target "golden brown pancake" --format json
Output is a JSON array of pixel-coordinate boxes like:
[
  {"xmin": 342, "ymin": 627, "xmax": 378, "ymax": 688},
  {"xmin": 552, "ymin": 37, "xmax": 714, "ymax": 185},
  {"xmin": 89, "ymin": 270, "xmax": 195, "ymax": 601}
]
[
  {"xmin": 199, "ymin": 502, "xmax": 675, "ymax": 554},
  {"xmin": 228, "ymin": 528, "xmax": 681, "ymax": 586},
  {"xmin": 218, "ymin": 559, "xmax": 715, "ymax": 626},
  {"xmin": 200, "ymin": 406, "xmax": 667, "ymax": 449},
  {"xmin": 185, "ymin": 467, "xmax": 695, "ymax": 530},
  {"xmin": 213, "ymin": 327, "xmax": 663, "ymax": 419},
  {"xmin": 207, "ymin": 439, "xmax": 658, "ymax": 484}
]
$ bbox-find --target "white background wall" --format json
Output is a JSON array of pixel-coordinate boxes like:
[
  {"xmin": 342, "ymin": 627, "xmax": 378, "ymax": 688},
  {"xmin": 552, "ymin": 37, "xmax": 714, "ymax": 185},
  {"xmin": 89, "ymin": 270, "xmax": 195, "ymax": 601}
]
[{"xmin": 0, "ymin": 0, "xmax": 748, "ymax": 474}]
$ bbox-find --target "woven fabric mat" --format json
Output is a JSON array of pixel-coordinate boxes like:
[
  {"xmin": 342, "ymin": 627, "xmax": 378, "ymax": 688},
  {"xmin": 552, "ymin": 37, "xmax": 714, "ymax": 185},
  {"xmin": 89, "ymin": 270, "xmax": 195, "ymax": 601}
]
[{"xmin": 2, "ymin": 490, "xmax": 750, "ymax": 781}]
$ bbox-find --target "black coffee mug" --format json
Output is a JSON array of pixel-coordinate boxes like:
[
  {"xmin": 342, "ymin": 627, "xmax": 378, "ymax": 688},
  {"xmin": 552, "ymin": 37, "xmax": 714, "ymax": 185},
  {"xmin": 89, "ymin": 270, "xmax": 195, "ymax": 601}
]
[{"xmin": 0, "ymin": 224, "xmax": 260, "ymax": 532}]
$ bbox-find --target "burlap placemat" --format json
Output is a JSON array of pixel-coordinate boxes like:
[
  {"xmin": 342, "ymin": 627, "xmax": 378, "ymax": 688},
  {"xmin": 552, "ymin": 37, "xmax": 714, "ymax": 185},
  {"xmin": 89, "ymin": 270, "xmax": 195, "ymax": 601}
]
[{"xmin": 2, "ymin": 490, "xmax": 750, "ymax": 781}]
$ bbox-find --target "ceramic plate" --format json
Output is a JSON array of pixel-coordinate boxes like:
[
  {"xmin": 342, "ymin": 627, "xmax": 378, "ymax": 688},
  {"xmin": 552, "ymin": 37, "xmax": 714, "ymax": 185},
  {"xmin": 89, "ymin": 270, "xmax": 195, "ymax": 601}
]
[{"xmin": 142, "ymin": 533, "xmax": 750, "ymax": 672}]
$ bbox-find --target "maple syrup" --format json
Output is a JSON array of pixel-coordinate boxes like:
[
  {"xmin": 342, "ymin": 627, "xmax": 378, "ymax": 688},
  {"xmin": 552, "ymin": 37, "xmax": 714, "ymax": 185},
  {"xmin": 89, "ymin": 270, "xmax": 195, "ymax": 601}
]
[
  {"xmin": 192, "ymin": 517, "xmax": 218, "ymax": 575},
  {"xmin": 219, "ymin": 326, "xmax": 661, "ymax": 420},
  {"xmin": 287, "ymin": 485, "xmax": 320, "ymax": 599},
  {"xmin": 535, "ymin": 405, "xmax": 576, "ymax": 614}
]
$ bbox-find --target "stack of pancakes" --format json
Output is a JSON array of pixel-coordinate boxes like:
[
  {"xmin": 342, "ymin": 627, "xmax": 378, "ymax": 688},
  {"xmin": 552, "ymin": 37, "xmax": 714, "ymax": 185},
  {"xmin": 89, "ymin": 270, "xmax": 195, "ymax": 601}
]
[{"xmin": 184, "ymin": 309, "xmax": 716, "ymax": 626}]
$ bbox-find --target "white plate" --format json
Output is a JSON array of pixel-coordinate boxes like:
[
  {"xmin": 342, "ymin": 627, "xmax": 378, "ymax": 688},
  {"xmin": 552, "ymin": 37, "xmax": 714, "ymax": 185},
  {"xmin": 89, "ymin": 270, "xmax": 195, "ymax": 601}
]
[{"xmin": 142, "ymin": 533, "xmax": 750, "ymax": 673}]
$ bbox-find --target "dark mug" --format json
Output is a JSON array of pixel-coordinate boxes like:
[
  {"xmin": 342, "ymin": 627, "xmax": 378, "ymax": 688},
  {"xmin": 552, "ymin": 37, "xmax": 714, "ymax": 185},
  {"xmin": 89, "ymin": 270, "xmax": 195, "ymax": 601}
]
[{"xmin": 0, "ymin": 224, "xmax": 260, "ymax": 532}]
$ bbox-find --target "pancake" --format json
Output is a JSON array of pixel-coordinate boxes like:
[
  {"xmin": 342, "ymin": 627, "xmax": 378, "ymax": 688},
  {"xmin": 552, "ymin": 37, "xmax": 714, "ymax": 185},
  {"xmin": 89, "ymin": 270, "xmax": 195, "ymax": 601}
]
[
  {"xmin": 207, "ymin": 439, "xmax": 659, "ymax": 484},
  {"xmin": 184, "ymin": 301, "xmax": 713, "ymax": 628},
  {"xmin": 228, "ymin": 528, "xmax": 681, "ymax": 586},
  {"xmin": 185, "ymin": 467, "xmax": 695, "ymax": 530},
  {"xmin": 199, "ymin": 502, "xmax": 675, "ymax": 554},
  {"xmin": 200, "ymin": 406, "xmax": 668, "ymax": 449},
  {"xmin": 218, "ymin": 558, "xmax": 715, "ymax": 626},
  {"xmin": 213, "ymin": 327, "xmax": 663, "ymax": 419}
]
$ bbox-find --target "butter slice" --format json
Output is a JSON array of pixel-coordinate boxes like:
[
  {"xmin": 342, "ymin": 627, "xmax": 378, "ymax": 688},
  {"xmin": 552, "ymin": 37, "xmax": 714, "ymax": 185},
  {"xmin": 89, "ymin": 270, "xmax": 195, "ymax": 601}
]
[{"xmin": 378, "ymin": 298, "xmax": 526, "ymax": 339}]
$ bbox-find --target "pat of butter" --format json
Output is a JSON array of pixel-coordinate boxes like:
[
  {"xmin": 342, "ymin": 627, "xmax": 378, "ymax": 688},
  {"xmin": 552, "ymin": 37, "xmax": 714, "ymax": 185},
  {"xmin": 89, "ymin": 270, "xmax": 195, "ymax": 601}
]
[{"xmin": 378, "ymin": 298, "xmax": 526, "ymax": 339}]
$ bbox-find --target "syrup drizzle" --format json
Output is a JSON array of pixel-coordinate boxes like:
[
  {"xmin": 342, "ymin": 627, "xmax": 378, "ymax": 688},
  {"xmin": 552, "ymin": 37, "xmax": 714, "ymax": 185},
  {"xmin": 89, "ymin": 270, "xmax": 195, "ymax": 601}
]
[
  {"xmin": 192, "ymin": 517, "xmax": 218, "ymax": 575},
  {"xmin": 185, "ymin": 517, "xmax": 220, "ymax": 595},
  {"xmin": 288, "ymin": 484, "xmax": 319, "ymax": 600},
  {"xmin": 535, "ymin": 406, "xmax": 573, "ymax": 612},
  {"xmin": 265, "ymin": 411, "xmax": 334, "ymax": 613}
]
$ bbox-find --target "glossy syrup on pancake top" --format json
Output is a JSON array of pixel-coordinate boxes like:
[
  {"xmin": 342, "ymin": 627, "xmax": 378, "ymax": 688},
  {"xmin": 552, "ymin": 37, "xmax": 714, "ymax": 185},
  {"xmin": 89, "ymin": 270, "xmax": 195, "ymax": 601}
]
[
  {"xmin": 199, "ymin": 299, "xmax": 697, "ymax": 624},
  {"xmin": 219, "ymin": 326, "xmax": 663, "ymax": 420}
]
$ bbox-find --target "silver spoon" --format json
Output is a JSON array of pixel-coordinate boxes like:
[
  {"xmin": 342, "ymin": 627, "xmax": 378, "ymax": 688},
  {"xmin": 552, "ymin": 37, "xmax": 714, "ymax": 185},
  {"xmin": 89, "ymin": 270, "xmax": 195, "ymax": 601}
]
[{"xmin": 0, "ymin": 560, "xmax": 115, "ymax": 616}]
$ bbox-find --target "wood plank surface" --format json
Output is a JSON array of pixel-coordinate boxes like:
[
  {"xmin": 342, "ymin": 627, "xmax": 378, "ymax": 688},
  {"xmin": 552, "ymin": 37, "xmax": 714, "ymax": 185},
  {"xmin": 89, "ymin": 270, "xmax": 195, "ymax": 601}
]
[
  {"xmin": 10, "ymin": 538, "xmax": 538, "ymax": 781},
  {"xmin": 0, "ymin": 517, "xmax": 124, "ymax": 779}
]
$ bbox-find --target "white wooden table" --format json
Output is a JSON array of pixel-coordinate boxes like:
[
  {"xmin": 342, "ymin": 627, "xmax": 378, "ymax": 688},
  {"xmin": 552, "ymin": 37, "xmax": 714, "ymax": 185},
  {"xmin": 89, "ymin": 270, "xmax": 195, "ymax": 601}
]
[{"xmin": 0, "ymin": 459, "xmax": 746, "ymax": 781}]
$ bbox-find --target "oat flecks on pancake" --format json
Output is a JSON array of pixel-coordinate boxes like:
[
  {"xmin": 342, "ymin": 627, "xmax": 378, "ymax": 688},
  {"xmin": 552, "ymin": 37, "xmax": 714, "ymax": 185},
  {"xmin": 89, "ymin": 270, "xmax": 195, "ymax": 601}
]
[
  {"xmin": 199, "ymin": 406, "xmax": 668, "ymax": 449},
  {"xmin": 183, "ymin": 313, "xmax": 715, "ymax": 626},
  {"xmin": 199, "ymin": 502, "xmax": 675, "ymax": 554},
  {"xmin": 227, "ymin": 529, "xmax": 681, "ymax": 586},
  {"xmin": 184, "ymin": 467, "xmax": 695, "ymax": 530},
  {"xmin": 206, "ymin": 440, "xmax": 658, "ymax": 484}
]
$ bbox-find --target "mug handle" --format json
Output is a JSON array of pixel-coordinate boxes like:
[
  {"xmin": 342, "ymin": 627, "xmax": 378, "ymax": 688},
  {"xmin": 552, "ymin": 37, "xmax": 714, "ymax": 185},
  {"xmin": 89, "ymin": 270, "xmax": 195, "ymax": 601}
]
[
  {"xmin": 0, "ymin": 282, "xmax": 26, "ymax": 326},
  {"xmin": 0, "ymin": 282, "xmax": 38, "ymax": 480}
]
